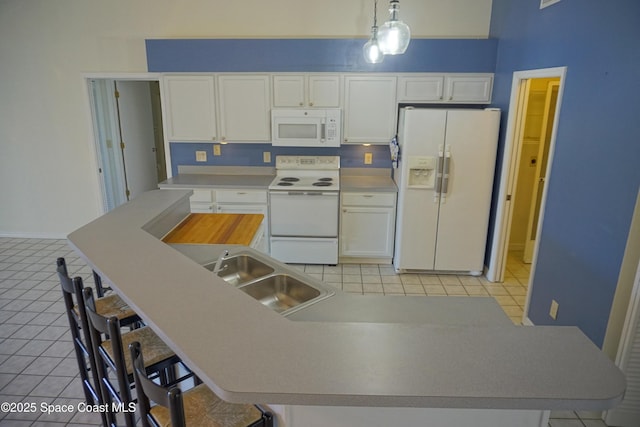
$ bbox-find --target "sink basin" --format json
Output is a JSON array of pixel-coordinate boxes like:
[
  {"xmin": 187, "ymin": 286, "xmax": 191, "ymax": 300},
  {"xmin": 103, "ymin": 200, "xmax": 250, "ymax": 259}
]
[
  {"xmin": 204, "ymin": 255, "xmax": 274, "ymax": 286},
  {"xmin": 238, "ymin": 274, "xmax": 323, "ymax": 314}
]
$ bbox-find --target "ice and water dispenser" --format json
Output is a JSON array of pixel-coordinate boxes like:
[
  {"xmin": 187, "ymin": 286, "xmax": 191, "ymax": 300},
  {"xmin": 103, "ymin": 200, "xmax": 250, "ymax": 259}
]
[{"xmin": 406, "ymin": 156, "xmax": 436, "ymax": 188}]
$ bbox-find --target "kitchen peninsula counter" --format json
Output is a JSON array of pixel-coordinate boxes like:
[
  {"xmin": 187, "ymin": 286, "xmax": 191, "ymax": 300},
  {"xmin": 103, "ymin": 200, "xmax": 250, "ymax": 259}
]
[{"xmin": 67, "ymin": 190, "xmax": 624, "ymax": 415}]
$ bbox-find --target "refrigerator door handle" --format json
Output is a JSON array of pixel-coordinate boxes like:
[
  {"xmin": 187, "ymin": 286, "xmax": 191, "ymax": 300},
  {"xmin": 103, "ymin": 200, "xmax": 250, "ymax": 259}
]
[
  {"xmin": 434, "ymin": 148, "xmax": 444, "ymax": 202},
  {"xmin": 441, "ymin": 149, "xmax": 452, "ymax": 201}
]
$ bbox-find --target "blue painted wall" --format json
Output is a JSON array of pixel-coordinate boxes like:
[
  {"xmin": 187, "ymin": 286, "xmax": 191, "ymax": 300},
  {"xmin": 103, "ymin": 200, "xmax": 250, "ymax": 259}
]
[
  {"xmin": 148, "ymin": 37, "xmax": 498, "ymax": 175},
  {"xmin": 489, "ymin": 0, "xmax": 640, "ymax": 346},
  {"xmin": 169, "ymin": 143, "xmax": 391, "ymax": 177},
  {"xmin": 147, "ymin": 38, "xmax": 497, "ymax": 73}
]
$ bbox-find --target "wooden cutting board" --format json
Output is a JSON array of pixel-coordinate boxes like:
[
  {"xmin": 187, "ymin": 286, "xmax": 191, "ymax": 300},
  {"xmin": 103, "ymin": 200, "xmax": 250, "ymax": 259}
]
[{"xmin": 162, "ymin": 213, "xmax": 264, "ymax": 245}]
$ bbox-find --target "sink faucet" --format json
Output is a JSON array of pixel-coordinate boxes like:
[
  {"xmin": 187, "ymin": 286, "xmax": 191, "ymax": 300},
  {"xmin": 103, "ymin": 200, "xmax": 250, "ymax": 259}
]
[{"xmin": 212, "ymin": 249, "xmax": 230, "ymax": 275}]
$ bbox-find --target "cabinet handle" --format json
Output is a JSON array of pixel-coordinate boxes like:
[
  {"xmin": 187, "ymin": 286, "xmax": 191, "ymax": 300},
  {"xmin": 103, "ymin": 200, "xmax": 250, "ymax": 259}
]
[
  {"xmin": 449, "ymin": 96, "xmax": 453, "ymax": 101},
  {"xmin": 212, "ymin": 136, "xmax": 217, "ymax": 140},
  {"xmin": 221, "ymin": 136, "xmax": 226, "ymax": 141},
  {"xmin": 237, "ymin": 192, "xmax": 247, "ymax": 195},
  {"xmin": 362, "ymin": 195, "xmax": 373, "ymax": 198},
  {"xmin": 309, "ymin": 102, "xmax": 314, "ymax": 107},
  {"xmin": 299, "ymin": 102, "xmax": 304, "ymax": 106},
  {"xmin": 439, "ymin": 96, "xmax": 443, "ymax": 100}
]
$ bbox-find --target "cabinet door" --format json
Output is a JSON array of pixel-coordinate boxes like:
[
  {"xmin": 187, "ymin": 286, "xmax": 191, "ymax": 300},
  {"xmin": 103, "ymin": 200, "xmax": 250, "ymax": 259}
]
[
  {"xmin": 444, "ymin": 75, "xmax": 493, "ymax": 103},
  {"xmin": 163, "ymin": 76, "xmax": 217, "ymax": 141},
  {"xmin": 218, "ymin": 75, "xmax": 271, "ymax": 142},
  {"xmin": 343, "ymin": 76, "xmax": 397, "ymax": 144},
  {"xmin": 273, "ymin": 75, "xmax": 305, "ymax": 107},
  {"xmin": 340, "ymin": 207, "xmax": 395, "ymax": 257},
  {"xmin": 397, "ymin": 76, "xmax": 444, "ymax": 102},
  {"xmin": 308, "ymin": 75, "xmax": 340, "ymax": 107}
]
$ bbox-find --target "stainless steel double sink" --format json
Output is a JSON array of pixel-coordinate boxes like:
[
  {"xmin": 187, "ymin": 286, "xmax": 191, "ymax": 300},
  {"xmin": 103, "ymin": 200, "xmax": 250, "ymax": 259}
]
[{"xmin": 203, "ymin": 251, "xmax": 335, "ymax": 316}]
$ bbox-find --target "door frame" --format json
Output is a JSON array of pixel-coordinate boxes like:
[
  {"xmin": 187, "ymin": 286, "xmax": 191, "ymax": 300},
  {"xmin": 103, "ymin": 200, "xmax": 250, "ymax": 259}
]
[
  {"xmin": 485, "ymin": 67, "xmax": 566, "ymax": 314},
  {"xmin": 82, "ymin": 72, "xmax": 166, "ymax": 214}
]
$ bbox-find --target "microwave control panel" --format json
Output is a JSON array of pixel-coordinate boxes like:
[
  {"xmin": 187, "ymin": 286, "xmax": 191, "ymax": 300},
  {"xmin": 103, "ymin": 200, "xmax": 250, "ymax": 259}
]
[{"xmin": 324, "ymin": 109, "xmax": 341, "ymax": 145}]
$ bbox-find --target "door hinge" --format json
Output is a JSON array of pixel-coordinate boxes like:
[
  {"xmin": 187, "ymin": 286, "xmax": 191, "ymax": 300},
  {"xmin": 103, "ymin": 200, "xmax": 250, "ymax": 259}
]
[
  {"xmin": 114, "ymin": 90, "xmax": 120, "ymax": 99},
  {"xmin": 506, "ymin": 194, "xmax": 512, "ymax": 201},
  {"xmin": 120, "ymin": 141, "xmax": 125, "ymax": 150}
]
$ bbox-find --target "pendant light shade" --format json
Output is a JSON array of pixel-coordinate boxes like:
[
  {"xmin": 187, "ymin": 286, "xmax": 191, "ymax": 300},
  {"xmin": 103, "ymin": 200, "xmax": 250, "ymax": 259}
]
[
  {"xmin": 377, "ymin": 0, "xmax": 411, "ymax": 55},
  {"xmin": 363, "ymin": 0, "xmax": 384, "ymax": 64}
]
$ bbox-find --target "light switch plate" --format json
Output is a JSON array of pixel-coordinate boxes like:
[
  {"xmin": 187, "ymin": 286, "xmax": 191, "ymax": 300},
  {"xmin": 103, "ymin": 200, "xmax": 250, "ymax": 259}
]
[
  {"xmin": 213, "ymin": 145, "xmax": 221, "ymax": 156},
  {"xmin": 263, "ymin": 152, "xmax": 271, "ymax": 163},
  {"xmin": 195, "ymin": 151, "xmax": 207, "ymax": 162},
  {"xmin": 549, "ymin": 299, "xmax": 559, "ymax": 320}
]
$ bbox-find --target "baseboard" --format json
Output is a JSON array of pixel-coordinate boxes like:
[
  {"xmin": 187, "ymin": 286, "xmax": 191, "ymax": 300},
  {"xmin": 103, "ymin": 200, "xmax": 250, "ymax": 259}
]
[
  {"xmin": 522, "ymin": 316, "xmax": 535, "ymax": 326},
  {"xmin": 0, "ymin": 231, "xmax": 67, "ymax": 240}
]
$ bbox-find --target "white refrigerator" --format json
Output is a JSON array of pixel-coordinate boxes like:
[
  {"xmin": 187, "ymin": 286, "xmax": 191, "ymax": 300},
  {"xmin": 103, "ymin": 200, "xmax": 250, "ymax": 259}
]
[{"xmin": 393, "ymin": 108, "xmax": 500, "ymax": 274}]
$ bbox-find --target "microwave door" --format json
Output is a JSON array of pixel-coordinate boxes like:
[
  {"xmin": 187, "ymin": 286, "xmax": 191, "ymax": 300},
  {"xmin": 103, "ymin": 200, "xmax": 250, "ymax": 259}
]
[{"xmin": 272, "ymin": 117, "xmax": 322, "ymax": 147}]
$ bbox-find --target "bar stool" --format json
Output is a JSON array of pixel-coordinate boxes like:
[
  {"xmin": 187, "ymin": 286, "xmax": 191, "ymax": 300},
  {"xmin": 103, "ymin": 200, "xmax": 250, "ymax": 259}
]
[
  {"xmin": 56, "ymin": 257, "xmax": 140, "ymax": 426},
  {"xmin": 83, "ymin": 286, "xmax": 185, "ymax": 427},
  {"xmin": 130, "ymin": 341, "xmax": 274, "ymax": 427}
]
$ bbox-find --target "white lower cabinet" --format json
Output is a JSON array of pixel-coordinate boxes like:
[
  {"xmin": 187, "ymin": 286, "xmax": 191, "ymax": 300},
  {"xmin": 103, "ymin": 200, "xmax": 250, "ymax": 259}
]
[
  {"xmin": 340, "ymin": 192, "xmax": 396, "ymax": 263},
  {"xmin": 189, "ymin": 189, "xmax": 216, "ymax": 213}
]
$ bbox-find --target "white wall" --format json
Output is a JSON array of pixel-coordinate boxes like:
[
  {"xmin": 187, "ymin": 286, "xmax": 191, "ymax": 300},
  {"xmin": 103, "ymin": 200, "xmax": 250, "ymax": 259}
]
[{"xmin": 0, "ymin": 0, "xmax": 493, "ymax": 237}]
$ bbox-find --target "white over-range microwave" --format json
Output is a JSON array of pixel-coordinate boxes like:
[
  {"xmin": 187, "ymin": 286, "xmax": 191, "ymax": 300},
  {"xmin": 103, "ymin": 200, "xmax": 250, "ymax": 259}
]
[{"xmin": 271, "ymin": 108, "xmax": 341, "ymax": 147}]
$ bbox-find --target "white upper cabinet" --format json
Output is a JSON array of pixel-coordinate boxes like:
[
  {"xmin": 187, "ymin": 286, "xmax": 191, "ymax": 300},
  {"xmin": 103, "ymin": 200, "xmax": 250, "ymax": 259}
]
[
  {"xmin": 397, "ymin": 75, "xmax": 445, "ymax": 102},
  {"xmin": 163, "ymin": 75, "xmax": 217, "ymax": 141},
  {"xmin": 397, "ymin": 74, "xmax": 493, "ymax": 104},
  {"xmin": 343, "ymin": 76, "xmax": 397, "ymax": 144},
  {"xmin": 272, "ymin": 75, "xmax": 305, "ymax": 107},
  {"xmin": 217, "ymin": 75, "xmax": 271, "ymax": 142},
  {"xmin": 444, "ymin": 74, "xmax": 493, "ymax": 103},
  {"xmin": 308, "ymin": 75, "xmax": 341, "ymax": 107},
  {"xmin": 272, "ymin": 74, "xmax": 340, "ymax": 108}
]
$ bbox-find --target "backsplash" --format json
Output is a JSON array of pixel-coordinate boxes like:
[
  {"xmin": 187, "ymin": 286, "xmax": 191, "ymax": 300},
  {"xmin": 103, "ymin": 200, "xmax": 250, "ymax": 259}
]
[{"xmin": 170, "ymin": 143, "xmax": 392, "ymax": 176}]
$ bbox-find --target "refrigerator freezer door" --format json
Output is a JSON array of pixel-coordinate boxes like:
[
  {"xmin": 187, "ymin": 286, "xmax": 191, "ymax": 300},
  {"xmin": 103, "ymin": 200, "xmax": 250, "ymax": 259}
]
[
  {"xmin": 433, "ymin": 110, "xmax": 500, "ymax": 272},
  {"xmin": 394, "ymin": 109, "xmax": 447, "ymax": 271}
]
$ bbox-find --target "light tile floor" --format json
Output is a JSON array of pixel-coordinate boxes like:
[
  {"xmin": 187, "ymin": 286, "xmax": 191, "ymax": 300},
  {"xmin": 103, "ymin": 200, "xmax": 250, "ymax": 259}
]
[{"xmin": 0, "ymin": 238, "xmax": 608, "ymax": 426}]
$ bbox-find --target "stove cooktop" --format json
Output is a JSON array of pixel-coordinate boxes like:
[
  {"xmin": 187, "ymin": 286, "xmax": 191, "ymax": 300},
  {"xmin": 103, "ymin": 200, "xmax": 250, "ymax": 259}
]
[
  {"xmin": 269, "ymin": 155, "xmax": 340, "ymax": 191},
  {"xmin": 269, "ymin": 174, "xmax": 339, "ymax": 191}
]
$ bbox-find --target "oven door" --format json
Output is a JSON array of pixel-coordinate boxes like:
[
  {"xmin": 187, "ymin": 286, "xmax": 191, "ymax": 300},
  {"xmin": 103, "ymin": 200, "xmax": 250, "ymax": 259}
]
[{"xmin": 269, "ymin": 191, "xmax": 339, "ymax": 237}]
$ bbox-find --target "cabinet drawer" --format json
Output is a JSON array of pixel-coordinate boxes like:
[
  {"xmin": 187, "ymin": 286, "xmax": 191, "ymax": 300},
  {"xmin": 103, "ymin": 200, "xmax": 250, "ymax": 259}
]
[
  {"xmin": 216, "ymin": 189, "xmax": 267, "ymax": 203},
  {"xmin": 190, "ymin": 189, "xmax": 214, "ymax": 203},
  {"xmin": 342, "ymin": 192, "xmax": 396, "ymax": 207}
]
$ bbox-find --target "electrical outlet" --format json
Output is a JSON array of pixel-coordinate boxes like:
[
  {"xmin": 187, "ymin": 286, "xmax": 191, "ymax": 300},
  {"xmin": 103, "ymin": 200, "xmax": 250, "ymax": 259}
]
[
  {"xmin": 263, "ymin": 152, "xmax": 271, "ymax": 163},
  {"xmin": 195, "ymin": 151, "xmax": 207, "ymax": 162},
  {"xmin": 213, "ymin": 145, "xmax": 221, "ymax": 156},
  {"xmin": 549, "ymin": 299, "xmax": 559, "ymax": 320},
  {"xmin": 364, "ymin": 152, "xmax": 373, "ymax": 165}
]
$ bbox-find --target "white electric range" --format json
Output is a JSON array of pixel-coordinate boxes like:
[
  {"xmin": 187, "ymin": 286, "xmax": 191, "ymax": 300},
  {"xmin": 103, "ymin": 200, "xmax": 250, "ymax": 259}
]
[{"xmin": 268, "ymin": 156, "xmax": 340, "ymax": 265}]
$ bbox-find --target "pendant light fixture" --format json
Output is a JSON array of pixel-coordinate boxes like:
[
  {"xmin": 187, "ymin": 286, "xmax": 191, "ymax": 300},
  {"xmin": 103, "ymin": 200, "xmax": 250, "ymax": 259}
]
[
  {"xmin": 363, "ymin": 0, "xmax": 384, "ymax": 64},
  {"xmin": 377, "ymin": 0, "xmax": 411, "ymax": 55}
]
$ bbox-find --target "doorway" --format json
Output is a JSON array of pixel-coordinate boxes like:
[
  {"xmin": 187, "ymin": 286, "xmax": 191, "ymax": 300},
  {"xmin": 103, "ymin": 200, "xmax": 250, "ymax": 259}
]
[
  {"xmin": 486, "ymin": 67, "xmax": 566, "ymax": 320},
  {"xmin": 87, "ymin": 77, "xmax": 167, "ymax": 212}
]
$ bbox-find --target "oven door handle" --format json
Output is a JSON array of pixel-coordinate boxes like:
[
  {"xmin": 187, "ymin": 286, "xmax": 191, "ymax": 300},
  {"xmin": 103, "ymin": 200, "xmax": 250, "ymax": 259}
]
[{"xmin": 287, "ymin": 191, "xmax": 306, "ymax": 196}]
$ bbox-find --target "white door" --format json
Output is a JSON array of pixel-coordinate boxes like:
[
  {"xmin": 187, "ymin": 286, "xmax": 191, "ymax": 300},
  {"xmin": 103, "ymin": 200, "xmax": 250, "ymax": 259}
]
[
  {"xmin": 434, "ymin": 110, "xmax": 500, "ymax": 272},
  {"xmin": 115, "ymin": 81, "xmax": 159, "ymax": 200},
  {"xmin": 523, "ymin": 82, "xmax": 559, "ymax": 263}
]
